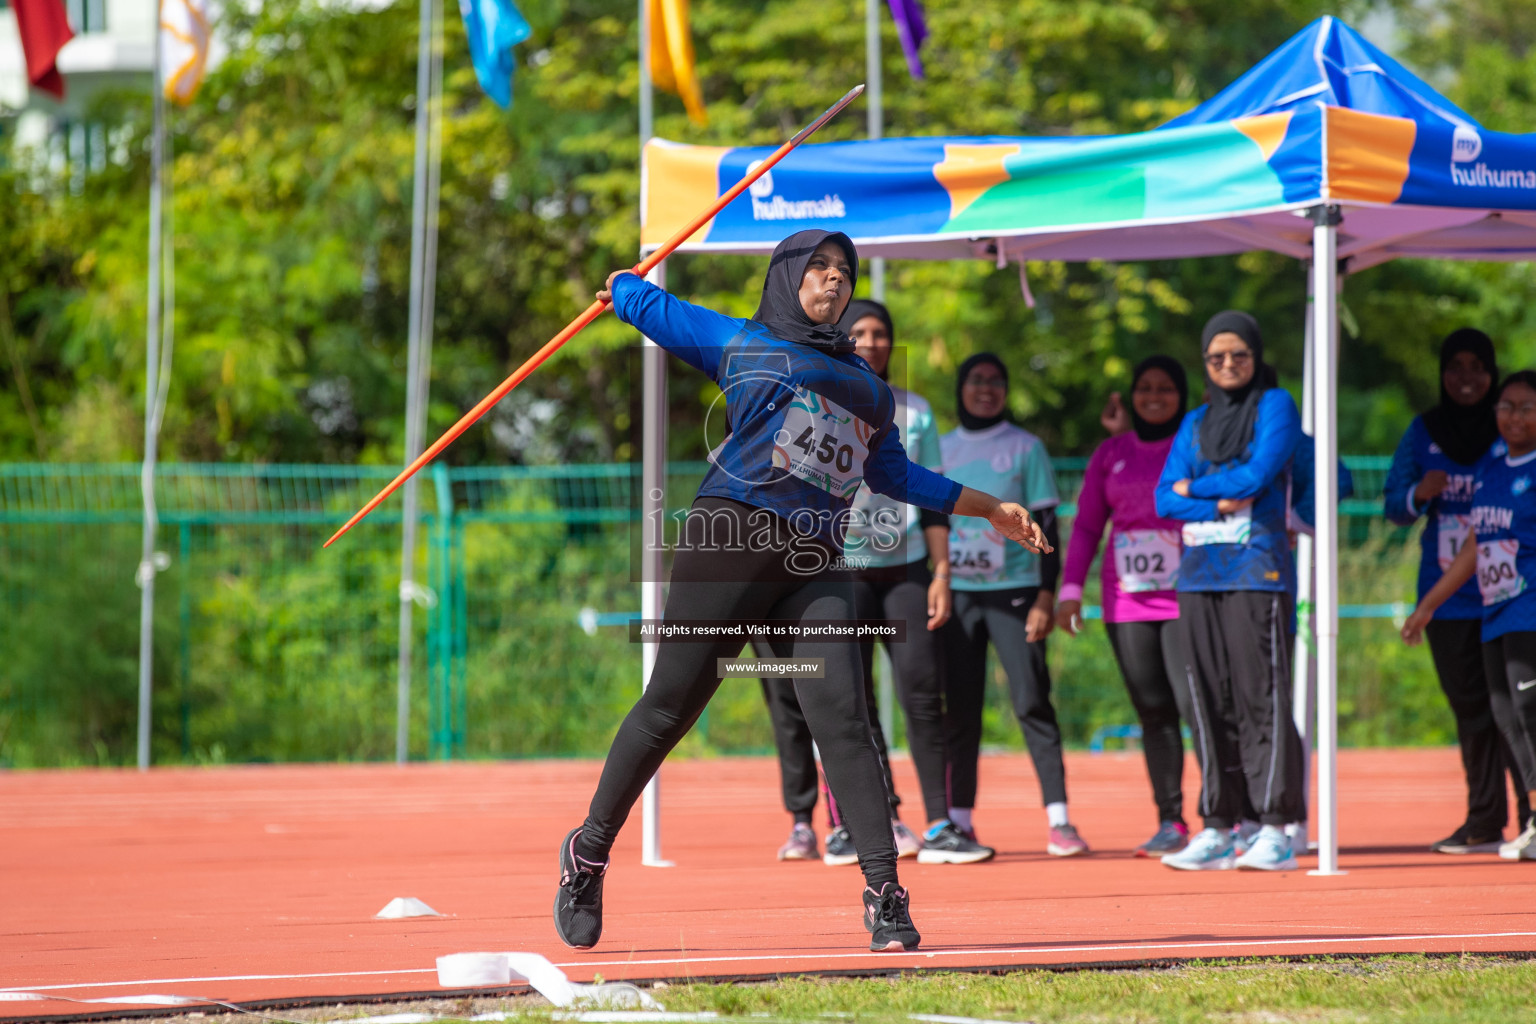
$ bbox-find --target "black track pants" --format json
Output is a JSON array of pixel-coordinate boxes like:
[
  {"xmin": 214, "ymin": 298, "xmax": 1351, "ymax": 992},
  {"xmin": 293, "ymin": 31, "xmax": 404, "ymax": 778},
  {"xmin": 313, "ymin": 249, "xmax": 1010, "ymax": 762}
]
[
  {"xmin": 1478, "ymin": 631, "xmax": 1536, "ymax": 814},
  {"xmin": 758, "ymin": 671, "xmax": 822, "ymax": 824},
  {"xmin": 944, "ymin": 586, "xmax": 1067, "ymax": 809},
  {"xmin": 1104, "ymin": 619, "xmax": 1188, "ymax": 826},
  {"xmin": 1427, "ymin": 618, "xmax": 1528, "ymax": 832},
  {"xmin": 1174, "ymin": 590, "xmax": 1299, "ymax": 829},
  {"xmin": 577, "ymin": 498, "xmax": 899, "ymax": 888},
  {"xmin": 854, "ymin": 561, "xmax": 949, "ymax": 824}
]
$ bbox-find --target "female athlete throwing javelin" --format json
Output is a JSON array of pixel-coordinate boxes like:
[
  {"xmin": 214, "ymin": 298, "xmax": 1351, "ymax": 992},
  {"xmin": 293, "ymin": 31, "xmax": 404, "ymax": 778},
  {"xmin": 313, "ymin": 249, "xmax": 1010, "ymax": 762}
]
[{"xmin": 553, "ymin": 229, "xmax": 1051, "ymax": 953}]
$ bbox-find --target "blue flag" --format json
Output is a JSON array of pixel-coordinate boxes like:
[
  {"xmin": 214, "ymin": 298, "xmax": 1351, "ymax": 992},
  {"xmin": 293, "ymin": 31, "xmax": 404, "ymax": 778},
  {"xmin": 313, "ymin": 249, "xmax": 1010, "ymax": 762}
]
[{"xmin": 459, "ymin": 0, "xmax": 532, "ymax": 108}]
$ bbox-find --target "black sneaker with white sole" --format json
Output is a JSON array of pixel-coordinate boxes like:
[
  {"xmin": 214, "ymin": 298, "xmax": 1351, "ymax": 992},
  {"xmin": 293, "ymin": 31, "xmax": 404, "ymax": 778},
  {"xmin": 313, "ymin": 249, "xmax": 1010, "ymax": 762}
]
[
  {"xmin": 554, "ymin": 827, "xmax": 607, "ymax": 949},
  {"xmin": 917, "ymin": 822, "xmax": 995, "ymax": 864},
  {"xmin": 862, "ymin": 882, "xmax": 920, "ymax": 951},
  {"xmin": 823, "ymin": 825, "xmax": 859, "ymax": 866},
  {"xmin": 1430, "ymin": 822, "xmax": 1503, "ymax": 854}
]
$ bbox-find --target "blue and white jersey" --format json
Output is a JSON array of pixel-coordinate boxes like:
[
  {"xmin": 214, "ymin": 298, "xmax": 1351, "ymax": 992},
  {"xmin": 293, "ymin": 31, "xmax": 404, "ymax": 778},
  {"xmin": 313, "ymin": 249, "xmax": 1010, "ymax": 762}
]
[
  {"xmin": 611, "ymin": 274, "xmax": 960, "ymax": 549},
  {"xmin": 1383, "ymin": 416, "xmax": 1502, "ymax": 621},
  {"xmin": 1470, "ymin": 447, "xmax": 1536, "ymax": 641},
  {"xmin": 1154, "ymin": 388, "xmax": 1301, "ymax": 594},
  {"xmin": 939, "ymin": 422, "xmax": 1060, "ymax": 591}
]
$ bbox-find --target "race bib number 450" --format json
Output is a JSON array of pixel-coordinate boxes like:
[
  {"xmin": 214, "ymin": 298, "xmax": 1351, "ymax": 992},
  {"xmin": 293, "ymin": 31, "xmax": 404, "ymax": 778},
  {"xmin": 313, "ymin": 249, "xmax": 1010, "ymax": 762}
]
[
  {"xmin": 771, "ymin": 388, "xmax": 876, "ymax": 500},
  {"xmin": 1478, "ymin": 539, "xmax": 1527, "ymax": 607},
  {"xmin": 1114, "ymin": 529, "xmax": 1181, "ymax": 592}
]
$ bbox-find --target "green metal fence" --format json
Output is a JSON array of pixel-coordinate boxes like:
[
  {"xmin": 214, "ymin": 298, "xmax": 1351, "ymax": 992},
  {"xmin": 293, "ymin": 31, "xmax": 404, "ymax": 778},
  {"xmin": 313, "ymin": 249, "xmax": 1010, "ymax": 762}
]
[{"xmin": 0, "ymin": 456, "xmax": 1433, "ymax": 768}]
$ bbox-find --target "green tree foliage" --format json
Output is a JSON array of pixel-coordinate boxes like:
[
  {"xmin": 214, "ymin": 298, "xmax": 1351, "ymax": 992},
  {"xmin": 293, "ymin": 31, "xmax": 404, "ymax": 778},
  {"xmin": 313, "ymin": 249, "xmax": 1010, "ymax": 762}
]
[{"xmin": 6, "ymin": 0, "xmax": 1535, "ymax": 466}]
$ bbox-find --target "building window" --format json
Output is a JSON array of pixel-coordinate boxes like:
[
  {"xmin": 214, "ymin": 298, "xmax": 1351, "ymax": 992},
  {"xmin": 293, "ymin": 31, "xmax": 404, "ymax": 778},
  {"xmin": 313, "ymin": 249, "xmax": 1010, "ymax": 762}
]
[{"xmin": 65, "ymin": 0, "xmax": 107, "ymax": 33}]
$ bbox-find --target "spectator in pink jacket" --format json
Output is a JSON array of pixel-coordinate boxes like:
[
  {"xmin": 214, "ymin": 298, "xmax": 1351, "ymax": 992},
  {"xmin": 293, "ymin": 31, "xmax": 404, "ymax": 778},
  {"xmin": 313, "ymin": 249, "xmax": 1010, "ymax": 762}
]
[{"xmin": 1056, "ymin": 355, "xmax": 1193, "ymax": 857}]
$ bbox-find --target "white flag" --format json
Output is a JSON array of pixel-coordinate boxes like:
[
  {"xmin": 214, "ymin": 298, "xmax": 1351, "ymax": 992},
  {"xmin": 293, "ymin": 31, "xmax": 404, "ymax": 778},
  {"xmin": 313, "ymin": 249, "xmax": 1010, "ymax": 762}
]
[{"xmin": 160, "ymin": 0, "xmax": 211, "ymax": 106}]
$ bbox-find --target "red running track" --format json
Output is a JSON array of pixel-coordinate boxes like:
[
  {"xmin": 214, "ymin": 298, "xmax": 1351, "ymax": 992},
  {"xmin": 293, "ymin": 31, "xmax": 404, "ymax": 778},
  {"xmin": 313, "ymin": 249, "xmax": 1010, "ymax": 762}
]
[{"xmin": 3, "ymin": 749, "xmax": 1534, "ymax": 1018}]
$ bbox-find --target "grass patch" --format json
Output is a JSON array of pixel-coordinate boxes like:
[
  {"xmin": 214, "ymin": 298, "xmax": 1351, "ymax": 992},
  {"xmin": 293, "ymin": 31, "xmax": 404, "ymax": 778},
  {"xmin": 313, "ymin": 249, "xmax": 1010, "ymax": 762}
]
[{"xmin": 578, "ymin": 956, "xmax": 1534, "ymax": 1024}]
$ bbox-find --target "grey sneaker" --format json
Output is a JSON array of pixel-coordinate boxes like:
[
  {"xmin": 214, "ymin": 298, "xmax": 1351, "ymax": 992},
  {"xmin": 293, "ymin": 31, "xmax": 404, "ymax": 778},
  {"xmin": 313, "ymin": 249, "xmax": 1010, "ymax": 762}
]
[
  {"xmin": 1134, "ymin": 821, "xmax": 1189, "ymax": 857},
  {"xmin": 1047, "ymin": 823, "xmax": 1090, "ymax": 857},
  {"xmin": 892, "ymin": 820, "xmax": 921, "ymax": 859},
  {"xmin": 1231, "ymin": 820, "xmax": 1262, "ymax": 855},
  {"xmin": 823, "ymin": 825, "xmax": 859, "ymax": 866},
  {"xmin": 917, "ymin": 821, "xmax": 996, "ymax": 864},
  {"xmin": 777, "ymin": 823, "xmax": 818, "ymax": 861}
]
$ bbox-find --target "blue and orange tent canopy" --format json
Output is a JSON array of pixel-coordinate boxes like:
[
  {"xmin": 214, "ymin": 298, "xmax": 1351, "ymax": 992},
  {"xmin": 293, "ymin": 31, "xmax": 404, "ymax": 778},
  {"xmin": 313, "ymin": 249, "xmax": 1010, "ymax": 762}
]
[{"xmin": 641, "ymin": 16, "xmax": 1536, "ymax": 271}]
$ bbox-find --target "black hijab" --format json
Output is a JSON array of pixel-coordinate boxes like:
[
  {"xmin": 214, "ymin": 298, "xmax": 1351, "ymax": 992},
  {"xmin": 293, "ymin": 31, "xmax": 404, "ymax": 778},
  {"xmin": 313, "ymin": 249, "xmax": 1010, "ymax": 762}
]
[
  {"xmin": 1422, "ymin": 328, "xmax": 1499, "ymax": 466},
  {"xmin": 1129, "ymin": 355, "xmax": 1188, "ymax": 443},
  {"xmin": 751, "ymin": 229, "xmax": 859, "ymax": 353},
  {"xmin": 837, "ymin": 298, "xmax": 895, "ymax": 379},
  {"xmin": 957, "ymin": 352, "xmax": 1009, "ymax": 431},
  {"xmin": 1198, "ymin": 310, "xmax": 1268, "ymax": 465}
]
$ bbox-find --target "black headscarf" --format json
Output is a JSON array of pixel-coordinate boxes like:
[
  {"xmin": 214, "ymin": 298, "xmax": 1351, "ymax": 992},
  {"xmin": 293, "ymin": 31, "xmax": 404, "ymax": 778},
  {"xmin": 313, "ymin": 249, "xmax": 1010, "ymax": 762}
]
[
  {"xmin": 751, "ymin": 229, "xmax": 859, "ymax": 353},
  {"xmin": 1422, "ymin": 328, "xmax": 1499, "ymax": 466},
  {"xmin": 956, "ymin": 352, "xmax": 1009, "ymax": 431},
  {"xmin": 837, "ymin": 298, "xmax": 895, "ymax": 379},
  {"xmin": 1198, "ymin": 310, "xmax": 1269, "ymax": 465},
  {"xmin": 1129, "ymin": 355, "xmax": 1188, "ymax": 443}
]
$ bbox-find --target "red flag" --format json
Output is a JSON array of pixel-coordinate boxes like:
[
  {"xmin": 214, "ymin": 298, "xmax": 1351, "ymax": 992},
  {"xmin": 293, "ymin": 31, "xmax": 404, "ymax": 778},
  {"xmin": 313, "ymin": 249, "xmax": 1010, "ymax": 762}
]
[{"xmin": 12, "ymin": 0, "xmax": 75, "ymax": 100}]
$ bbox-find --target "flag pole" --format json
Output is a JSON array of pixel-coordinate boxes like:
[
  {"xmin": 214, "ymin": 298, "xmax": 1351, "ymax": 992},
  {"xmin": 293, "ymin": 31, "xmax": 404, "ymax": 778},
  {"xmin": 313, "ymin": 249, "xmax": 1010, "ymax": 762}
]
[
  {"xmin": 323, "ymin": 83, "xmax": 866, "ymax": 549},
  {"xmin": 397, "ymin": 0, "xmax": 445, "ymax": 764},
  {"xmin": 136, "ymin": 16, "xmax": 167, "ymax": 771},
  {"xmin": 865, "ymin": 0, "xmax": 884, "ymax": 302}
]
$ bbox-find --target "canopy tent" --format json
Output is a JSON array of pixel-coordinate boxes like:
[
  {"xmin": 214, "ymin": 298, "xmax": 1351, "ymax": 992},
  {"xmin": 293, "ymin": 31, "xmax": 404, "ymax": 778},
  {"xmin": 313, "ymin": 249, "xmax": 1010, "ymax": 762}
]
[{"xmin": 633, "ymin": 15, "xmax": 1536, "ymax": 873}]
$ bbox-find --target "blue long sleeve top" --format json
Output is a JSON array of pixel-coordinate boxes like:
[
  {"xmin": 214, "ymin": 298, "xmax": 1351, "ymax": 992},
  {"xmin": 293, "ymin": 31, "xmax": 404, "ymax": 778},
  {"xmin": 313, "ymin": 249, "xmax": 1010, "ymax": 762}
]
[
  {"xmin": 1382, "ymin": 415, "xmax": 1498, "ymax": 620},
  {"xmin": 611, "ymin": 273, "xmax": 961, "ymax": 549},
  {"xmin": 1155, "ymin": 388, "xmax": 1301, "ymax": 593}
]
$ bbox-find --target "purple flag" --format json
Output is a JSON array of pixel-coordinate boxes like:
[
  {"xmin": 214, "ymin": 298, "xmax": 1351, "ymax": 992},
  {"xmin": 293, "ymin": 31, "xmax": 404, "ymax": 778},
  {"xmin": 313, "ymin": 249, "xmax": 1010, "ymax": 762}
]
[{"xmin": 885, "ymin": 0, "xmax": 928, "ymax": 79}]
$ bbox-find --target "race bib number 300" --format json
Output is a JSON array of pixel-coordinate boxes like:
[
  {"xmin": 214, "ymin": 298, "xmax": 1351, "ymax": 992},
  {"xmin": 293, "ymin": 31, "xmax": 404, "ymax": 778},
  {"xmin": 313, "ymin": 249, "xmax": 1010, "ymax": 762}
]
[
  {"xmin": 950, "ymin": 523, "xmax": 1006, "ymax": 580},
  {"xmin": 1114, "ymin": 529, "xmax": 1181, "ymax": 593},
  {"xmin": 771, "ymin": 388, "xmax": 876, "ymax": 500},
  {"xmin": 1438, "ymin": 515, "xmax": 1472, "ymax": 572},
  {"xmin": 1478, "ymin": 539, "xmax": 1526, "ymax": 606}
]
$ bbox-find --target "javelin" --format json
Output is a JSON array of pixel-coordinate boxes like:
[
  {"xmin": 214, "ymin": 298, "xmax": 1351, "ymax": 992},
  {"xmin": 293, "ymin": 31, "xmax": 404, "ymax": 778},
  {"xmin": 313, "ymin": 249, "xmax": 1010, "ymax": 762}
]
[{"xmin": 324, "ymin": 83, "xmax": 865, "ymax": 548}]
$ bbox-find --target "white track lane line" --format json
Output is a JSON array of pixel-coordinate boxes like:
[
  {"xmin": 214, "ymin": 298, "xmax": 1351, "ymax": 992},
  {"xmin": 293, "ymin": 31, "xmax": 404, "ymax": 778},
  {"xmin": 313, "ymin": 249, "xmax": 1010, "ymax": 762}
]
[{"xmin": 7, "ymin": 930, "xmax": 1536, "ymax": 999}]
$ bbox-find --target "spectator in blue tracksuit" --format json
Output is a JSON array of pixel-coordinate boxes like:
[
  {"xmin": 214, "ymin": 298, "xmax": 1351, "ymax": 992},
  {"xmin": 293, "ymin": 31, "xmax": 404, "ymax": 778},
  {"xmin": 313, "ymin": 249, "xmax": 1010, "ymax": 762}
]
[
  {"xmin": 1385, "ymin": 328, "xmax": 1530, "ymax": 853},
  {"xmin": 1155, "ymin": 311, "xmax": 1303, "ymax": 872}
]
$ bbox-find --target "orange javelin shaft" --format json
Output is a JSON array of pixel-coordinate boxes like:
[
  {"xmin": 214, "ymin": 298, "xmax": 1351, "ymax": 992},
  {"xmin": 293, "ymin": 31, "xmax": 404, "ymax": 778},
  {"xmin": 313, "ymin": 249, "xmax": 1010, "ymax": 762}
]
[{"xmin": 324, "ymin": 84, "xmax": 865, "ymax": 548}]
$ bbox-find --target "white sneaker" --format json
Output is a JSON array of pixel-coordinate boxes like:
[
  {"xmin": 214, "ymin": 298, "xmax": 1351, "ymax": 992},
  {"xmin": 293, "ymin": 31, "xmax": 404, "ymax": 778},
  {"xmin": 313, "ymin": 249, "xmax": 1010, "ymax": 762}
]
[
  {"xmin": 1499, "ymin": 816, "xmax": 1536, "ymax": 861},
  {"xmin": 1161, "ymin": 827, "xmax": 1236, "ymax": 871},
  {"xmin": 1235, "ymin": 824, "xmax": 1299, "ymax": 871}
]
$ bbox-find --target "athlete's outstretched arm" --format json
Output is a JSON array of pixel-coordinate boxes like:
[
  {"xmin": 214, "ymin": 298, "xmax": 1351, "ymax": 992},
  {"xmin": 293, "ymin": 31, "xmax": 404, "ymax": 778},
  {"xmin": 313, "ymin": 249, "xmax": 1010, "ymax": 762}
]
[{"xmin": 953, "ymin": 486, "xmax": 1053, "ymax": 555}]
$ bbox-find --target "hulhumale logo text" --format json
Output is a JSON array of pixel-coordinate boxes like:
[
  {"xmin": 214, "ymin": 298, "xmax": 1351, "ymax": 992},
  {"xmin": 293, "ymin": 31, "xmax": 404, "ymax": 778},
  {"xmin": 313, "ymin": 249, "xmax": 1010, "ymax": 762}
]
[
  {"xmin": 1450, "ymin": 124, "xmax": 1536, "ymax": 189},
  {"xmin": 746, "ymin": 162, "xmax": 848, "ymax": 221}
]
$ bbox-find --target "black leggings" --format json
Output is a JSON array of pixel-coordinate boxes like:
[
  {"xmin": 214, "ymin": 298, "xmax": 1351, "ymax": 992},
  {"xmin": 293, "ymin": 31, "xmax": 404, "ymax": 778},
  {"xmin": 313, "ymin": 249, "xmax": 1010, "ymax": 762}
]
[
  {"xmin": 1104, "ymin": 619, "xmax": 1187, "ymax": 826},
  {"xmin": 1428, "ymin": 618, "xmax": 1531, "ymax": 832},
  {"xmin": 1478, "ymin": 630, "xmax": 1536, "ymax": 809},
  {"xmin": 944, "ymin": 586, "xmax": 1067, "ymax": 809},
  {"xmin": 854, "ymin": 561, "xmax": 949, "ymax": 824},
  {"xmin": 577, "ymin": 497, "xmax": 899, "ymax": 887}
]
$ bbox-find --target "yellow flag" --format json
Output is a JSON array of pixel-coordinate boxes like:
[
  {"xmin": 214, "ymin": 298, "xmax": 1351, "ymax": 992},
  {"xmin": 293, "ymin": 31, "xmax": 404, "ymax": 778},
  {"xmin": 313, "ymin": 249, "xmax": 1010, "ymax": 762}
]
[{"xmin": 649, "ymin": 0, "xmax": 707, "ymax": 126}]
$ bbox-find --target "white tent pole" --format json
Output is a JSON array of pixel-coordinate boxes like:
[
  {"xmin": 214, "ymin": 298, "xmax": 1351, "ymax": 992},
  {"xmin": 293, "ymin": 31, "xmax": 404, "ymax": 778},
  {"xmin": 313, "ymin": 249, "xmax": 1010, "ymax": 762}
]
[
  {"xmin": 1293, "ymin": 264, "xmax": 1316, "ymax": 811},
  {"xmin": 136, "ymin": 24, "xmax": 167, "ymax": 772},
  {"xmin": 1309, "ymin": 204, "xmax": 1345, "ymax": 876},
  {"xmin": 398, "ymin": 0, "xmax": 444, "ymax": 764},
  {"xmin": 865, "ymin": 0, "xmax": 885, "ymax": 302},
  {"xmin": 639, "ymin": 0, "xmax": 672, "ymax": 868}
]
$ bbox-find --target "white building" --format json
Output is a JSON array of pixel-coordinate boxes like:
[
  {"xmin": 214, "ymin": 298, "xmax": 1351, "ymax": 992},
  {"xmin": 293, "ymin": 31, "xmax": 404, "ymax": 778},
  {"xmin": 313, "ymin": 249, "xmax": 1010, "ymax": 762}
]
[{"xmin": 0, "ymin": 0, "xmax": 155, "ymax": 159}]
